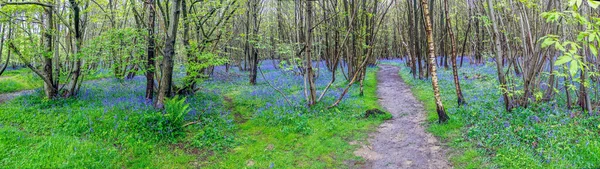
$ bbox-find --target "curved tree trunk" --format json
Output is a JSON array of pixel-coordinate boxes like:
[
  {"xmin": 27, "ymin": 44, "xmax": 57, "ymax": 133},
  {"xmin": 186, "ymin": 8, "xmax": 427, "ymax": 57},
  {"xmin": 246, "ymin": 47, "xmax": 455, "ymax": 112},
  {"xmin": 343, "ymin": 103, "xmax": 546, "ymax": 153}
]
[{"xmin": 0, "ymin": 23, "xmax": 9, "ymax": 76}]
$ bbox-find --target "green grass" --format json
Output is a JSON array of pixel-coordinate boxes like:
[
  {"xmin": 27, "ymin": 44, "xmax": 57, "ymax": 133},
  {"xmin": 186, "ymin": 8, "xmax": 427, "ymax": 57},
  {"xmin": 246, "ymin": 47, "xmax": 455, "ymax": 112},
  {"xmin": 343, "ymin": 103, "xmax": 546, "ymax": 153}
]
[
  {"xmin": 201, "ymin": 69, "xmax": 390, "ymax": 168},
  {"xmin": 0, "ymin": 69, "xmax": 38, "ymax": 94},
  {"xmin": 0, "ymin": 68, "xmax": 112, "ymax": 94},
  {"xmin": 0, "ymin": 98, "xmax": 195, "ymax": 168},
  {"xmin": 0, "ymin": 67, "xmax": 388, "ymax": 168}
]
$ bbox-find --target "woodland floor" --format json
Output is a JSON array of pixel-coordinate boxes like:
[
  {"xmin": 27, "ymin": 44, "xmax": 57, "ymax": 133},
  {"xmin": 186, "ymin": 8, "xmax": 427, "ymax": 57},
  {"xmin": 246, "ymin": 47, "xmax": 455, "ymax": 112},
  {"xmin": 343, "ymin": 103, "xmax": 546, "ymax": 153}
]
[
  {"xmin": 354, "ymin": 65, "xmax": 451, "ymax": 169},
  {"xmin": 0, "ymin": 77, "xmax": 112, "ymax": 103}
]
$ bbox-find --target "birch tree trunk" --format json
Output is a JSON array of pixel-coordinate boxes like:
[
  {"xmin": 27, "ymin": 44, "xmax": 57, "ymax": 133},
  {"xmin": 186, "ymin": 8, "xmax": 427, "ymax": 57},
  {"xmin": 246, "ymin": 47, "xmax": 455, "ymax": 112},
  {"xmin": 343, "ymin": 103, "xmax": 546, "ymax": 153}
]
[{"xmin": 421, "ymin": 0, "xmax": 449, "ymax": 123}]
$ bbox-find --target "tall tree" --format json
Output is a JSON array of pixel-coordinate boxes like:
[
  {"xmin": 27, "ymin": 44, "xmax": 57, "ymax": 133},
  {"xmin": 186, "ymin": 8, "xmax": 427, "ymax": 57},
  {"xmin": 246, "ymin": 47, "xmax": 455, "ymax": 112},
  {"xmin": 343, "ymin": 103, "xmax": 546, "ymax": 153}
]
[
  {"xmin": 66, "ymin": 0, "xmax": 84, "ymax": 97},
  {"xmin": 422, "ymin": 0, "xmax": 449, "ymax": 123},
  {"xmin": 305, "ymin": 0, "xmax": 316, "ymax": 106},
  {"xmin": 156, "ymin": 0, "xmax": 182, "ymax": 108},
  {"xmin": 145, "ymin": 0, "xmax": 156, "ymax": 101},
  {"xmin": 487, "ymin": 0, "xmax": 512, "ymax": 111},
  {"xmin": 444, "ymin": 0, "xmax": 466, "ymax": 106},
  {"xmin": 3, "ymin": 2, "xmax": 59, "ymax": 99},
  {"xmin": 247, "ymin": 0, "xmax": 261, "ymax": 85}
]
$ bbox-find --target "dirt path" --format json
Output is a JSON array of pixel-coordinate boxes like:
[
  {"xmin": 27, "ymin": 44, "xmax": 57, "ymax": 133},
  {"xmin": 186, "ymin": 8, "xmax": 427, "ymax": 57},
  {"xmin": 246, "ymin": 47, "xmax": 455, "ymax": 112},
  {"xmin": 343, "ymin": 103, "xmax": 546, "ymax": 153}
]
[
  {"xmin": 0, "ymin": 90, "xmax": 35, "ymax": 103},
  {"xmin": 354, "ymin": 65, "xmax": 451, "ymax": 169}
]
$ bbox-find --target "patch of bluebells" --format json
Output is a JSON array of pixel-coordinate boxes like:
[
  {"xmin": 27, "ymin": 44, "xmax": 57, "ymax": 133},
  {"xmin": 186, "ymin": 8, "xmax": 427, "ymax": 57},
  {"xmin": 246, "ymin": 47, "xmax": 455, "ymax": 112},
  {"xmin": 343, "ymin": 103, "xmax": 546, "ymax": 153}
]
[
  {"xmin": 4, "ymin": 58, "xmax": 375, "ymax": 153},
  {"xmin": 204, "ymin": 60, "xmax": 367, "ymax": 132},
  {"xmin": 393, "ymin": 57, "xmax": 600, "ymax": 167}
]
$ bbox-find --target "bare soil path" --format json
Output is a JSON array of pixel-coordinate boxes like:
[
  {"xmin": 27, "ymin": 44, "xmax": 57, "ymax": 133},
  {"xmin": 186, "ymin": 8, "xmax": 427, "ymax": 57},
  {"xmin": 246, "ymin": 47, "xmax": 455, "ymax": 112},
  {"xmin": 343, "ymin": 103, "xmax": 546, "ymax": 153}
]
[
  {"xmin": 354, "ymin": 65, "xmax": 451, "ymax": 169},
  {"xmin": 0, "ymin": 90, "xmax": 35, "ymax": 104}
]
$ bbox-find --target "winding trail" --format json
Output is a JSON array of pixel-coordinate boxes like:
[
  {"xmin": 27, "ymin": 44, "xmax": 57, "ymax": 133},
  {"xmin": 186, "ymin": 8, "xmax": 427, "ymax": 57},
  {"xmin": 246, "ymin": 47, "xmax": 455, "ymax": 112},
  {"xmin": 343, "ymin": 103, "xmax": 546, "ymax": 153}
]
[
  {"xmin": 0, "ymin": 90, "xmax": 35, "ymax": 103},
  {"xmin": 354, "ymin": 65, "xmax": 451, "ymax": 169}
]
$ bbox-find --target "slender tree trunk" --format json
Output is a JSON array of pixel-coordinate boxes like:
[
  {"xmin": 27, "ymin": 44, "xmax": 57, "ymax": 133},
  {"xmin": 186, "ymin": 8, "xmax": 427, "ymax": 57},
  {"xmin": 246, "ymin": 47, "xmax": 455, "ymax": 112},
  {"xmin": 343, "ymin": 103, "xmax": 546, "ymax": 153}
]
[
  {"xmin": 407, "ymin": 0, "xmax": 417, "ymax": 78},
  {"xmin": 444, "ymin": 0, "xmax": 466, "ymax": 106},
  {"xmin": 66, "ymin": 0, "xmax": 83, "ymax": 97},
  {"xmin": 460, "ymin": 5, "xmax": 473, "ymax": 67},
  {"xmin": 488, "ymin": 0, "xmax": 512, "ymax": 111},
  {"xmin": 0, "ymin": 23, "xmax": 9, "ymax": 76},
  {"xmin": 45, "ymin": 8, "xmax": 58, "ymax": 99},
  {"xmin": 145, "ymin": 0, "xmax": 156, "ymax": 101},
  {"xmin": 415, "ymin": 0, "xmax": 424, "ymax": 79},
  {"xmin": 422, "ymin": 0, "xmax": 449, "ymax": 123},
  {"xmin": 306, "ymin": 0, "xmax": 317, "ymax": 106},
  {"xmin": 248, "ymin": 0, "xmax": 259, "ymax": 85}
]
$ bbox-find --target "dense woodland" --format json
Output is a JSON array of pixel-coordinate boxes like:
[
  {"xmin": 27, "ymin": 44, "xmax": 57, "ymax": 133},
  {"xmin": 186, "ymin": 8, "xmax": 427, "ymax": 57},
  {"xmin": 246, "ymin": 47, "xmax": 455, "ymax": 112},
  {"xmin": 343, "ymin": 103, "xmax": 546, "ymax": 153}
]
[{"xmin": 1, "ymin": 0, "xmax": 600, "ymax": 168}]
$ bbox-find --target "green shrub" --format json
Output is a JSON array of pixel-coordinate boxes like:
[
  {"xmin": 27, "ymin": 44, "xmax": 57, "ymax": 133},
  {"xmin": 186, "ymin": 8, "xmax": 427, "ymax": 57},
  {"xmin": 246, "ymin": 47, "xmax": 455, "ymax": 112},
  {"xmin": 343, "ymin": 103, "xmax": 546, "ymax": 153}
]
[{"xmin": 143, "ymin": 96, "xmax": 191, "ymax": 140}]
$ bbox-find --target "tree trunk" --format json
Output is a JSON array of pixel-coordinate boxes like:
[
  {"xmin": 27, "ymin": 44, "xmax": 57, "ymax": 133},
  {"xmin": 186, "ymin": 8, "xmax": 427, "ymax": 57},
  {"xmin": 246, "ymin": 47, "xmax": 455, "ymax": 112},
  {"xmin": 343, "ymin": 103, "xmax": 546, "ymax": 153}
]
[
  {"xmin": 145, "ymin": 0, "xmax": 156, "ymax": 101},
  {"xmin": 422, "ymin": 0, "xmax": 449, "ymax": 123},
  {"xmin": 250, "ymin": 0, "xmax": 260, "ymax": 85},
  {"xmin": 0, "ymin": 23, "xmax": 9, "ymax": 76},
  {"xmin": 306, "ymin": 0, "xmax": 317, "ymax": 106},
  {"xmin": 156, "ymin": 0, "xmax": 182, "ymax": 108},
  {"xmin": 444, "ymin": 0, "xmax": 466, "ymax": 106},
  {"xmin": 488, "ymin": 0, "xmax": 512, "ymax": 111},
  {"xmin": 66, "ymin": 0, "xmax": 83, "ymax": 97}
]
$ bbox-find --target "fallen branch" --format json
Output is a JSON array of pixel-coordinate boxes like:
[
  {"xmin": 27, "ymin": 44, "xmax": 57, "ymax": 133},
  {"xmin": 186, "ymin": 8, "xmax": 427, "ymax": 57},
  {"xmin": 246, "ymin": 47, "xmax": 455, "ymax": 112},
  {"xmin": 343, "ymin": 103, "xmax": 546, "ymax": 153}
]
[{"xmin": 182, "ymin": 120, "xmax": 201, "ymax": 128}]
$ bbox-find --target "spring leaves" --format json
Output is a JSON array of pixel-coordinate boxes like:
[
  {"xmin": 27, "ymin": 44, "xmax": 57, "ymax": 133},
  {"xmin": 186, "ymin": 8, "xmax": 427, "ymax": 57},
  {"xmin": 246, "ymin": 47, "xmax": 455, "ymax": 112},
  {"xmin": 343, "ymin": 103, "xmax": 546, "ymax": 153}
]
[
  {"xmin": 540, "ymin": 0, "xmax": 600, "ymax": 77},
  {"xmin": 569, "ymin": 0, "xmax": 600, "ymax": 9}
]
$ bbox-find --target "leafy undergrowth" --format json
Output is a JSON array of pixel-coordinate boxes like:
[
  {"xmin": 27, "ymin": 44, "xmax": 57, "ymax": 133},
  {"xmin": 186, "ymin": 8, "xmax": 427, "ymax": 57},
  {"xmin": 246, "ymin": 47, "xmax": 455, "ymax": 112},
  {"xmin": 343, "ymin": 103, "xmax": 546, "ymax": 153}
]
[
  {"xmin": 0, "ymin": 68, "xmax": 112, "ymax": 94},
  {"xmin": 382, "ymin": 59, "xmax": 600, "ymax": 168},
  {"xmin": 0, "ymin": 61, "xmax": 388, "ymax": 168}
]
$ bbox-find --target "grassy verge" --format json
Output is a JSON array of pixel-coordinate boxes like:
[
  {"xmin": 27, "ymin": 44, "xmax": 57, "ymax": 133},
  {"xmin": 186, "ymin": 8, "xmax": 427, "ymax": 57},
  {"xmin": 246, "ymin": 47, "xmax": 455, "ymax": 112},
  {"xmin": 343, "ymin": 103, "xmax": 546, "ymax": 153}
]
[{"xmin": 0, "ymin": 69, "xmax": 112, "ymax": 94}]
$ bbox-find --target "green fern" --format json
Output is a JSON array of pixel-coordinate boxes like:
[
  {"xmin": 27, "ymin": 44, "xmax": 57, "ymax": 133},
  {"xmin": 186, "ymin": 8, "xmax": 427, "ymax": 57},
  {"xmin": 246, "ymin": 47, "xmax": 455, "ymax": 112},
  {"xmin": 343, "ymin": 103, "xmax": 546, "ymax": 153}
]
[{"xmin": 164, "ymin": 95, "xmax": 191, "ymax": 128}]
